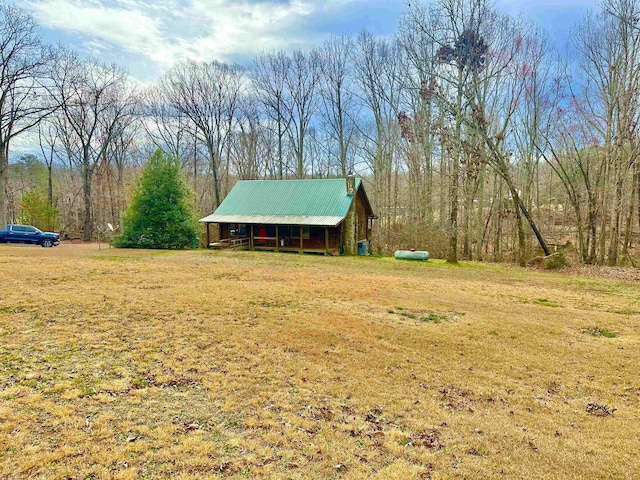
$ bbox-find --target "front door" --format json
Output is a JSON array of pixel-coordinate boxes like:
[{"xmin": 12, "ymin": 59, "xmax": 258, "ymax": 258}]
[{"xmin": 23, "ymin": 226, "xmax": 41, "ymax": 243}]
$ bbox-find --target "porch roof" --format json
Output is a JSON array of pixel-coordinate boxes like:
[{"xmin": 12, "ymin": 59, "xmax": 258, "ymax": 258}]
[{"xmin": 198, "ymin": 214, "xmax": 345, "ymax": 227}]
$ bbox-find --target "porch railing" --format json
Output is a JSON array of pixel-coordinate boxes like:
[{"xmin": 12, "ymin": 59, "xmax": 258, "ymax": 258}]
[{"xmin": 209, "ymin": 237, "xmax": 250, "ymax": 249}]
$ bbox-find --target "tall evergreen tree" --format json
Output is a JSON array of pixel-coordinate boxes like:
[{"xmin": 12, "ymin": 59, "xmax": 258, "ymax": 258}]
[{"xmin": 115, "ymin": 149, "xmax": 199, "ymax": 249}]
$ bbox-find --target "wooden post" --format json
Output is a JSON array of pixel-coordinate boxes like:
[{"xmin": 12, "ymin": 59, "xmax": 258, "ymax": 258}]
[
  {"xmin": 250, "ymin": 225, "xmax": 254, "ymax": 250},
  {"xmin": 206, "ymin": 223, "xmax": 210, "ymax": 247},
  {"xmin": 325, "ymin": 227, "xmax": 329, "ymax": 254},
  {"xmin": 275, "ymin": 225, "xmax": 279, "ymax": 252},
  {"xmin": 299, "ymin": 225, "xmax": 303, "ymax": 253}
]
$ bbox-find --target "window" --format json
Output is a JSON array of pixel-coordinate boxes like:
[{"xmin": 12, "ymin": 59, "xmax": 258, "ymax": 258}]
[
  {"xmin": 11, "ymin": 226, "xmax": 25, "ymax": 232},
  {"xmin": 230, "ymin": 224, "xmax": 248, "ymax": 237},
  {"xmin": 24, "ymin": 227, "xmax": 37, "ymax": 234},
  {"xmin": 290, "ymin": 226, "xmax": 310, "ymax": 239}
]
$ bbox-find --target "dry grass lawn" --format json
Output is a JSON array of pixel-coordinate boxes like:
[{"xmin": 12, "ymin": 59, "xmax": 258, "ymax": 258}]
[{"xmin": 1, "ymin": 244, "xmax": 639, "ymax": 479}]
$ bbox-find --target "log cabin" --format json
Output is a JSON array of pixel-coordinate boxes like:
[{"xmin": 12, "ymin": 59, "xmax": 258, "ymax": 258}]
[{"xmin": 199, "ymin": 176, "xmax": 375, "ymax": 255}]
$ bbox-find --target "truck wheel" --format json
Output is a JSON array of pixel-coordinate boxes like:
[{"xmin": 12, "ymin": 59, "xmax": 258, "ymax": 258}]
[{"xmin": 41, "ymin": 239, "xmax": 54, "ymax": 248}]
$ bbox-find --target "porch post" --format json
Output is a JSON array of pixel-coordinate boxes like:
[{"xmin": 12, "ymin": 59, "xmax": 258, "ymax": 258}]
[
  {"xmin": 206, "ymin": 223, "xmax": 210, "ymax": 247},
  {"xmin": 299, "ymin": 225, "xmax": 303, "ymax": 253},
  {"xmin": 250, "ymin": 225, "xmax": 254, "ymax": 250},
  {"xmin": 275, "ymin": 225, "xmax": 279, "ymax": 252},
  {"xmin": 325, "ymin": 227, "xmax": 329, "ymax": 254}
]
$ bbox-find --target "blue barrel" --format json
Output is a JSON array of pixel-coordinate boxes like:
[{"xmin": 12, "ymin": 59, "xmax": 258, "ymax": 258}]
[{"xmin": 358, "ymin": 240, "xmax": 369, "ymax": 255}]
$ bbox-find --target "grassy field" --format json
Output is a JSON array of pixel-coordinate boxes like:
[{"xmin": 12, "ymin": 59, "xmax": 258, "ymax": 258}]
[{"xmin": 1, "ymin": 244, "xmax": 639, "ymax": 479}]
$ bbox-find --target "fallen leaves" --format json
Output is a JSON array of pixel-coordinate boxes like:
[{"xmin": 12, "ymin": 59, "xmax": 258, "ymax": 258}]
[
  {"xmin": 586, "ymin": 402, "xmax": 616, "ymax": 416},
  {"xmin": 408, "ymin": 430, "xmax": 443, "ymax": 450},
  {"xmin": 440, "ymin": 385, "xmax": 476, "ymax": 413}
]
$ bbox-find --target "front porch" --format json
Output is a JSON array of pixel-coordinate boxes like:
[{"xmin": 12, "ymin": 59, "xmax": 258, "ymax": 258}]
[{"xmin": 206, "ymin": 223, "xmax": 341, "ymax": 255}]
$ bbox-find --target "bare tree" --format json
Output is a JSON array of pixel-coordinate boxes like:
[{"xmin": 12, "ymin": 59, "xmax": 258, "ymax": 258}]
[
  {"xmin": 104, "ymin": 112, "xmax": 139, "ymax": 222},
  {"xmin": 0, "ymin": 4, "xmax": 54, "ymax": 228},
  {"xmin": 433, "ymin": 0, "xmax": 552, "ymax": 264},
  {"xmin": 317, "ymin": 35, "xmax": 358, "ymax": 177},
  {"xmin": 230, "ymin": 95, "xmax": 265, "ymax": 180},
  {"xmin": 426, "ymin": 0, "xmax": 489, "ymax": 263},
  {"xmin": 50, "ymin": 49, "xmax": 135, "ymax": 241},
  {"xmin": 568, "ymin": 0, "xmax": 640, "ymax": 264},
  {"xmin": 283, "ymin": 50, "xmax": 319, "ymax": 178},
  {"xmin": 352, "ymin": 31, "xmax": 402, "ymax": 245},
  {"xmin": 142, "ymin": 86, "xmax": 191, "ymax": 160},
  {"xmin": 161, "ymin": 60, "xmax": 243, "ymax": 207},
  {"xmin": 398, "ymin": 4, "xmax": 443, "ymax": 245},
  {"xmin": 37, "ymin": 120, "xmax": 59, "ymax": 206},
  {"xmin": 253, "ymin": 52, "xmax": 292, "ymax": 179}
]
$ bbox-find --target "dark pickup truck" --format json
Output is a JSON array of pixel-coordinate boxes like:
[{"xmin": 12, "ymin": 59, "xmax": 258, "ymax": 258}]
[{"xmin": 0, "ymin": 224, "xmax": 60, "ymax": 247}]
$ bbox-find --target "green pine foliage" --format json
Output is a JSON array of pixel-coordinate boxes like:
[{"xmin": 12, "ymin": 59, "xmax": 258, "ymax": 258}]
[{"xmin": 114, "ymin": 149, "xmax": 200, "ymax": 249}]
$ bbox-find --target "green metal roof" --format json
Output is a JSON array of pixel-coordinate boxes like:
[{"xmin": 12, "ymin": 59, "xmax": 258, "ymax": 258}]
[{"xmin": 199, "ymin": 178, "xmax": 364, "ymax": 226}]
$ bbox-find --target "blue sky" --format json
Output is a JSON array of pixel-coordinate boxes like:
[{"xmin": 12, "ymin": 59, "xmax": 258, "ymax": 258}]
[{"xmin": 12, "ymin": 0, "xmax": 599, "ymax": 82}]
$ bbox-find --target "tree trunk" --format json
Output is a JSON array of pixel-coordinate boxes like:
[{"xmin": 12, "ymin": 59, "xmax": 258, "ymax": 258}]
[
  {"xmin": 572, "ymin": 196, "xmax": 587, "ymax": 263},
  {"xmin": 339, "ymin": 107, "xmax": 347, "ymax": 177},
  {"xmin": 116, "ymin": 166, "xmax": 124, "ymax": 223},
  {"xmin": 193, "ymin": 144, "xmax": 198, "ymax": 207},
  {"xmin": 475, "ymin": 172, "xmax": 485, "ymax": 261},
  {"xmin": 515, "ymin": 190, "xmax": 550, "ymax": 258},
  {"xmin": 447, "ymin": 157, "xmax": 459, "ymax": 264},
  {"xmin": 489, "ymin": 142, "xmax": 550, "ymax": 259},
  {"xmin": 277, "ymin": 113, "xmax": 284, "ymax": 180},
  {"xmin": 447, "ymin": 80, "xmax": 463, "ymax": 264},
  {"xmin": 462, "ymin": 186, "xmax": 471, "ymax": 260},
  {"xmin": 622, "ymin": 196, "xmax": 634, "ymax": 259},
  {"xmin": 587, "ymin": 201, "xmax": 597, "ymax": 264},
  {"xmin": 607, "ymin": 177, "xmax": 624, "ymax": 266},
  {"xmin": 597, "ymin": 158, "xmax": 609, "ymax": 265},
  {"xmin": 440, "ymin": 153, "xmax": 448, "ymax": 230},
  {"xmin": 508, "ymin": 185, "xmax": 527, "ymax": 266},
  {"xmin": 208, "ymin": 142, "xmax": 221, "ymax": 208},
  {"xmin": 636, "ymin": 166, "xmax": 640, "ymax": 230},
  {"xmin": 0, "ymin": 144, "xmax": 7, "ymax": 230},
  {"xmin": 107, "ymin": 165, "xmax": 117, "ymax": 226},
  {"xmin": 494, "ymin": 178, "xmax": 503, "ymax": 262},
  {"xmin": 47, "ymin": 163, "xmax": 54, "ymax": 207},
  {"xmin": 82, "ymin": 147, "xmax": 93, "ymax": 242},
  {"xmin": 297, "ymin": 128, "xmax": 305, "ymax": 178}
]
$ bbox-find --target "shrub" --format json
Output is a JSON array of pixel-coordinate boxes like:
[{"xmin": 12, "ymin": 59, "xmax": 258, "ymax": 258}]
[
  {"xmin": 113, "ymin": 149, "xmax": 200, "ymax": 249},
  {"xmin": 544, "ymin": 251, "xmax": 568, "ymax": 270},
  {"xmin": 19, "ymin": 189, "xmax": 59, "ymax": 232}
]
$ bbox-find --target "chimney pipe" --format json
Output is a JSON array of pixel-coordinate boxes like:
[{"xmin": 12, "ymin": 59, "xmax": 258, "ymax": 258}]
[{"xmin": 346, "ymin": 172, "xmax": 355, "ymax": 195}]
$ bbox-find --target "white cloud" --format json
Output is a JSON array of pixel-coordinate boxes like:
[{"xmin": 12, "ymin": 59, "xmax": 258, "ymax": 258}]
[
  {"xmin": 27, "ymin": 0, "xmax": 171, "ymax": 62},
  {"xmin": 186, "ymin": 0, "xmax": 316, "ymax": 58},
  {"xmin": 24, "ymin": 0, "xmax": 337, "ymax": 73}
]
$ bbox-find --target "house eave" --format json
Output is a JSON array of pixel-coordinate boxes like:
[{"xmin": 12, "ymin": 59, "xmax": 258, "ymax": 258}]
[{"xmin": 199, "ymin": 214, "xmax": 345, "ymax": 227}]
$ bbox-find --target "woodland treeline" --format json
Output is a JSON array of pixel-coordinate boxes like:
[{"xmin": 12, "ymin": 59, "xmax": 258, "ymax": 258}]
[{"xmin": 2, "ymin": 0, "xmax": 640, "ymax": 265}]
